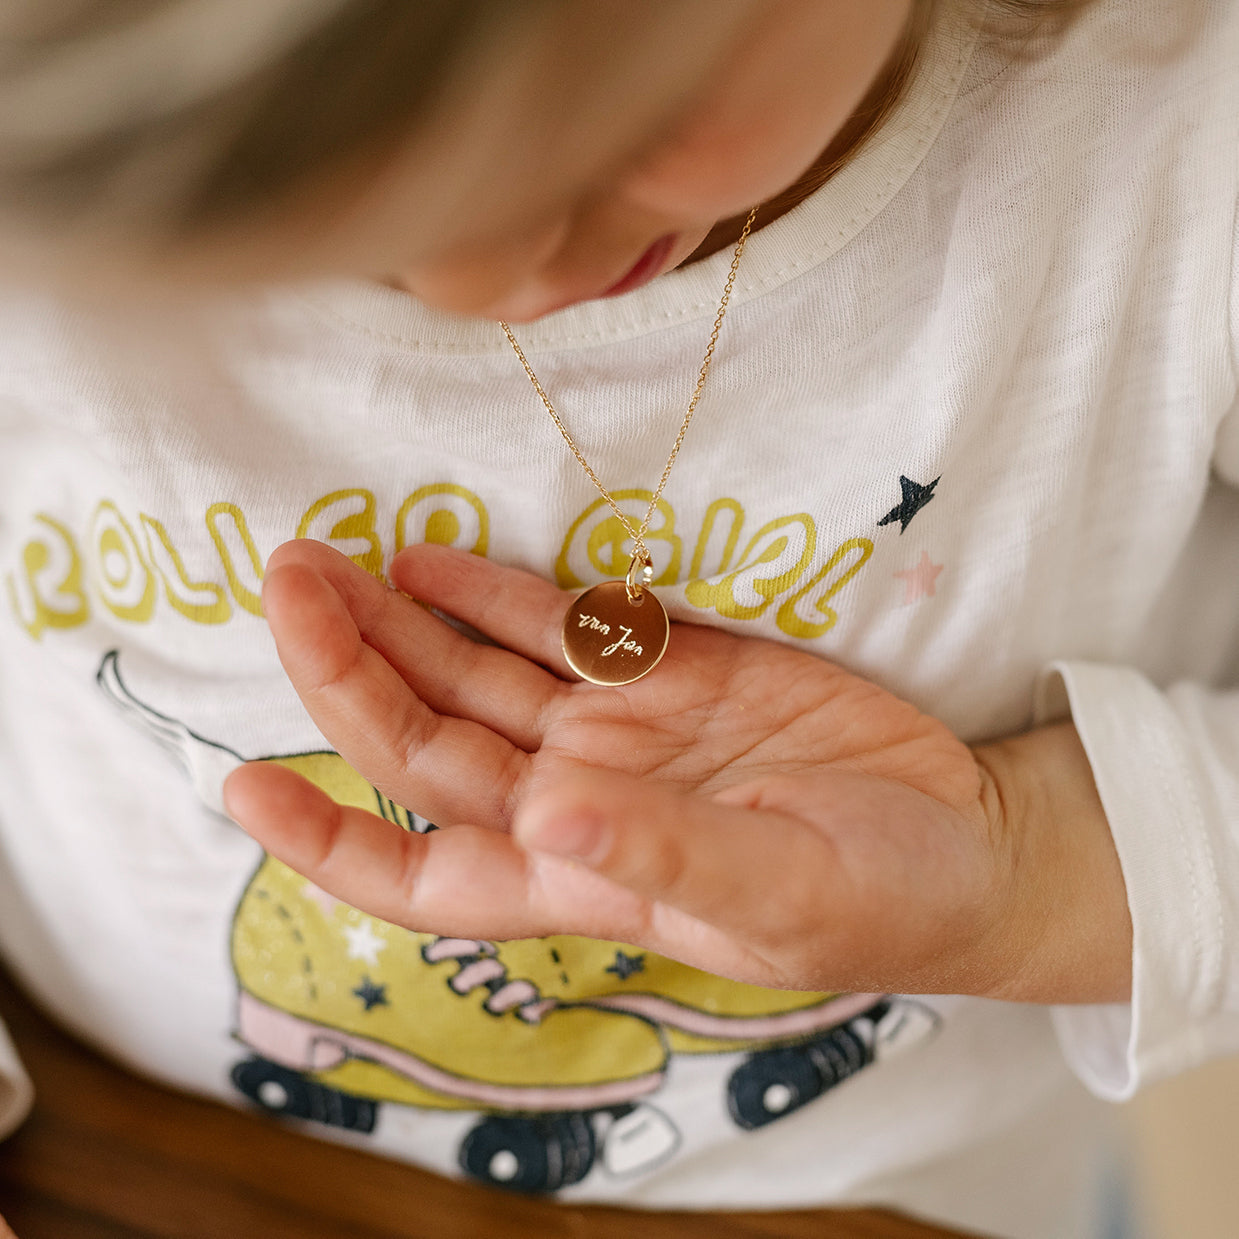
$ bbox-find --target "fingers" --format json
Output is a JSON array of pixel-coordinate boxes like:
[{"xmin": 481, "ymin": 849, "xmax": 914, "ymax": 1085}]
[
  {"xmin": 223, "ymin": 762, "xmax": 638, "ymax": 942},
  {"xmin": 266, "ymin": 540, "xmax": 560, "ymax": 752},
  {"xmin": 223, "ymin": 762, "xmax": 532, "ymax": 934},
  {"xmin": 262, "ymin": 553, "xmax": 528, "ymax": 829},
  {"xmin": 225, "ymin": 761, "xmax": 842, "ymax": 986},
  {"xmin": 390, "ymin": 543, "xmax": 577, "ymax": 679}
]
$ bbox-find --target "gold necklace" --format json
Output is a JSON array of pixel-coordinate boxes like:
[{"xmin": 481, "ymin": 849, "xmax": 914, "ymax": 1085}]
[{"xmin": 500, "ymin": 206, "xmax": 758, "ymax": 687}]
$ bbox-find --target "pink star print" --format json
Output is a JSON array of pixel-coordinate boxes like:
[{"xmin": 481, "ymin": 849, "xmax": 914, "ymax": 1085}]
[{"xmin": 894, "ymin": 551, "xmax": 944, "ymax": 604}]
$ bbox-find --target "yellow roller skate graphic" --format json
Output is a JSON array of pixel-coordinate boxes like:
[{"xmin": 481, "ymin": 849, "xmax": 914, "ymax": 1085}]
[
  {"xmin": 99, "ymin": 650, "xmax": 938, "ymax": 1192},
  {"xmin": 434, "ymin": 934, "xmax": 935, "ymax": 1133}
]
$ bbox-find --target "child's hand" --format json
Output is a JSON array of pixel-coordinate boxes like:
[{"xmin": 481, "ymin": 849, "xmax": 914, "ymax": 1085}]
[{"xmin": 224, "ymin": 540, "xmax": 1132, "ymax": 1004}]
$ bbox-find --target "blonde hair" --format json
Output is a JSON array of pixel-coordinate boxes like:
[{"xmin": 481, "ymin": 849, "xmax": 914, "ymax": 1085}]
[{"xmin": 0, "ymin": 0, "xmax": 1103, "ymax": 246}]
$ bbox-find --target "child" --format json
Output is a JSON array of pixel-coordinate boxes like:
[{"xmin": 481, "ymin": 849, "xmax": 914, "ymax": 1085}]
[{"xmin": 0, "ymin": 1, "xmax": 1236, "ymax": 1235}]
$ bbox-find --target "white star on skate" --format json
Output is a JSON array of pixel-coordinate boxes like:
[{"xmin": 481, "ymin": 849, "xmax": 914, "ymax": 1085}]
[{"xmin": 342, "ymin": 920, "xmax": 388, "ymax": 967}]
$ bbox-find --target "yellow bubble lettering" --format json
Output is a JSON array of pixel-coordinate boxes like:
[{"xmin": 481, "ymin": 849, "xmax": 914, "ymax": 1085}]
[
  {"xmin": 205, "ymin": 502, "xmax": 265, "ymax": 616},
  {"xmin": 686, "ymin": 514, "xmax": 816, "ymax": 621},
  {"xmin": 90, "ymin": 500, "xmax": 155, "ymax": 623},
  {"xmin": 425, "ymin": 509, "xmax": 459, "ymax": 545},
  {"xmin": 4, "ymin": 514, "xmax": 89, "ymax": 640},
  {"xmin": 688, "ymin": 498, "xmax": 745, "ymax": 580},
  {"xmin": 776, "ymin": 537, "xmax": 874, "ymax": 639},
  {"xmin": 555, "ymin": 491, "xmax": 681, "ymax": 589},
  {"xmin": 297, "ymin": 489, "xmax": 383, "ymax": 577},
  {"xmin": 141, "ymin": 514, "xmax": 231, "ymax": 625},
  {"xmin": 395, "ymin": 484, "xmax": 489, "ymax": 556}
]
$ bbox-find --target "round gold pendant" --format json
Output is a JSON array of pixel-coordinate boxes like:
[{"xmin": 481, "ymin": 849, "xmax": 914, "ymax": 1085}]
[{"xmin": 561, "ymin": 581, "xmax": 670, "ymax": 686}]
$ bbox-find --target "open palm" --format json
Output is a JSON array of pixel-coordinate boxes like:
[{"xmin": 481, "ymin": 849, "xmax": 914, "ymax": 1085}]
[{"xmin": 225, "ymin": 539, "xmax": 1018, "ymax": 998}]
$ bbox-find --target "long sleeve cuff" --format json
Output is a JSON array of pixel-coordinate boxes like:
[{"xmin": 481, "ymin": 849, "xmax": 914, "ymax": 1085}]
[
  {"xmin": 0, "ymin": 1015, "xmax": 32, "ymax": 1141},
  {"xmin": 1034, "ymin": 661, "xmax": 1239, "ymax": 1100}
]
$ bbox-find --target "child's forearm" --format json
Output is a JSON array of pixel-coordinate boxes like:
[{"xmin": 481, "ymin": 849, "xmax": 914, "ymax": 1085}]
[{"xmin": 973, "ymin": 722, "xmax": 1133, "ymax": 1006}]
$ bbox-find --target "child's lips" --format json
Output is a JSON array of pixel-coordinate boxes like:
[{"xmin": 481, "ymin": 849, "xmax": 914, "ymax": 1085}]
[{"xmin": 601, "ymin": 234, "xmax": 677, "ymax": 299}]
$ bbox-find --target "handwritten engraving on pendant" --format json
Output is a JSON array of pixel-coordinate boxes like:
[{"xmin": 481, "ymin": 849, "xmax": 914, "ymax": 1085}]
[{"xmin": 561, "ymin": 580, "xmax": 670, "ymax": 686}]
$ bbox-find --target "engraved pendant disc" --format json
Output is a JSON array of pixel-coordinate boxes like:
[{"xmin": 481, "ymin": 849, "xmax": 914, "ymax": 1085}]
[{"xmin": 561, "ymin": 581, "xmax": 670, "ymax": 686}]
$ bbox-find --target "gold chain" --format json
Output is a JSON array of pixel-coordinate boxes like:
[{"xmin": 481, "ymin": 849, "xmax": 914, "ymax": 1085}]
[{"xmin": 501, "ymin": 204, "xmax": 759, "ymax": 579}]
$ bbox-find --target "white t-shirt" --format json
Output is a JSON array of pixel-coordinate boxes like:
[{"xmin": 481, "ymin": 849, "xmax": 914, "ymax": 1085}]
[{"xmin": 0, "ymin": 2, "xmax": 1236, "ymax": 1236}]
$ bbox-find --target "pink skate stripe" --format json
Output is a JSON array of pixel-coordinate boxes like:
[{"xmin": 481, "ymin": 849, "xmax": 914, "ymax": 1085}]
[
  {"xmin": 485, "ymin": 980, "xmax": 540, "ymax": 1013},
  {"xmin": 516, "ymin": 999, "xmax": 558, "ymax": 1025},
  {"xmin": 237, "ymin": 990, "xmax": 349, "ymax": 1071},
  {"xmin": 236, "ymin": 990, "xmax": 664, "ymax": 1111},
  {"xmin": 586, "ymin": 991, "xmax": 885, "ymax": 1041},
  {"xmin": 423, "ymin": 938, "xmax": 493, "ymax": 962},
  {"xmin": 449, "ymin": 958, "xmax": 507, "ymax": 993}
]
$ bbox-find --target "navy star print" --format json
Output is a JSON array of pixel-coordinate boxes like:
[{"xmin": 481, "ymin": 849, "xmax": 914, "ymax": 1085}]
[
  {"xmin": 605, "ymin": 951, "xmax": 646, "ymax": 981},
  {"xmin": 353, "ymin": 975, "xmax": 390, "ymax": 1011},
  {"xmin": 878, "ymin": 475, "xmax": 940, "ymax": 534}
]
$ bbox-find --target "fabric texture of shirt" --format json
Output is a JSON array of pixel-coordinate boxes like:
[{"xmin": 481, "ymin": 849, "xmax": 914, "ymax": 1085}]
[{"xmin": 0, "ymin": 2, "xmax": 1237, "ymax": 1236}]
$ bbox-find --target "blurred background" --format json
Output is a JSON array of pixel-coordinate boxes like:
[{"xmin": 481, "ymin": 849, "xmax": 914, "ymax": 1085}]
[{"xmin": 1124, "ymin": 1052, "xmax": 1239, "ymax": 1239}]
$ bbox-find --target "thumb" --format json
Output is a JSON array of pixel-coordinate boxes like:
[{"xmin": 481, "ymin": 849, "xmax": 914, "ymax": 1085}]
[{"xmin": 514, "ymin": 767, "xmax": 836, "ymax": 934}]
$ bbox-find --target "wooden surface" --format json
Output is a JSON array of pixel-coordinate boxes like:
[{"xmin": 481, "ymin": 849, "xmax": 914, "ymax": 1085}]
[{"xmin": 0, "ymin": 965, "xmax": 975, "ymax": 1239}]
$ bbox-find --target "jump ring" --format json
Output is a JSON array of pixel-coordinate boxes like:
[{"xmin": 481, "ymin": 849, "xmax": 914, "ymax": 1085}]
[{"xmin": 625, "ymin": 551, "xmax": 653, "ymax": 604}]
